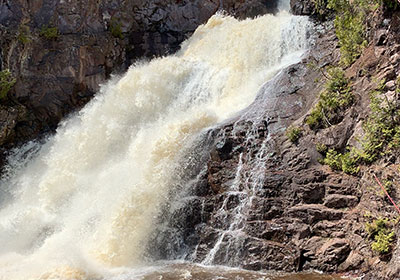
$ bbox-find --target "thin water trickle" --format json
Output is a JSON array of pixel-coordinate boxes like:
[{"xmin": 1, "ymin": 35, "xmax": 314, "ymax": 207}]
[{"xmin": 198, "ymin": 118, "xmax": 274, "ymax": 266}]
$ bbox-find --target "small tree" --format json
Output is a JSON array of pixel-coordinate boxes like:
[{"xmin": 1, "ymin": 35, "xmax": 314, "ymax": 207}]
[
  {"xmin": 0, "ymin": 69, "xmax": 16, "ymax": 100},
  {"xmin": 40, "ymin": 25, "xmax": 59, "ymax": 40}
]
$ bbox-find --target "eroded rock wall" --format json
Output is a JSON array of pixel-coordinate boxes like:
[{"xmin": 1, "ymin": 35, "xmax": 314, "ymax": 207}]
[{"xmin": 175, "ymin": 5, "xmax": 400, "ymax": 279}]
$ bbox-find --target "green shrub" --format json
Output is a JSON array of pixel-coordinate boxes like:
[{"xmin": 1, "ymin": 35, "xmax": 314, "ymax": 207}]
[
  {"xmin": 40, "ymin": 25, "xmax": 59, "ymax": 39},
  {"xmin": 327, "ymin": 0, "xmax": 398, "ymax": 66},
  {"xmin": 322, "ymin": 148, "xmax": 359, "ymax": 174},
  {"xmin": 366, "ymin": 218, "xmax": 389, "ymax": 237},
  {"xmin": 325, "ymin": 67, "xmax": 349, "ymax": 93},
  {"xmin": 372, "ymin": 230, "xmax": 395, "ymax": 254},
  {"xmin": 312, "ymin": 0, "xmax": 329, "ymax": 19},
  {"xmin": 323, "ymin": 149, "xmax": 342, "ymax": 170},
  {"xmin": 320, "ymin": 78, "xmax": 400, "ymax": 173},
  {"xmin": 382, "ymin": 179, "xmax": 394, "ymax": 196},
  {"xmin": 357, "ymin": 80, "xmax": 400, "ymax": 163},
  {"xmin": 286, "ymin": 126, "xmax": 302, "ymax": 143},
  {"xmin": 366, "ymin": 218, "xmax": 395, "ymax": 254},
  {"xmin": 17, "ymin": 24, "xmax": 31, "ymax": 44},
  {"xmin": 305, "ymin": 104, "xmax": 323, "ymax": 129},
  {"xmin": 334, "ymin": 8, "xmax": 367, "ymax": 66},
  {"xmin": 316, "ymin": 143, "xmax": 328, "ymax": 154},
  {"xmin": 306, "ymin": 67, "xmax": 353, "ymax": 129},
  {"xmin": 340, "ymin": 149, "xmax": 360, "ymax": 174},
  {"xmin": 327, "ymin": 0, "xmax": 369, "ymax": 66},
  {"xmin": 0, "ymin": 69, "xmax": 16, "ymax": 100},
  {"xmin": 110, "ymin": 19, "xmax": 123, "ymax": 39}
]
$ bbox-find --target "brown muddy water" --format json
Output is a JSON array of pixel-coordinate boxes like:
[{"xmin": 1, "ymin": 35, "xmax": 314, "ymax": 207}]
[{"xmin": 115, "ymin": 263, "xmax": 352, "ymax": 280}]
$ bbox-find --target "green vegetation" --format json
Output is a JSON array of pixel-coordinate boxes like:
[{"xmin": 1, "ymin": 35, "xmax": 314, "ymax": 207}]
[
  {"xmin": 372, "ymin": 230, "xmax": 395, "ymax": 254},
  {"xmin": 378, "ymin": 0, "xmax": 400, "ymax": 9},
  {"xmin": 17, "ymin": 24, "xmax": 31, "ymax": 44},
  {"xmin": 327, "ymin": 0, "xmax": 378, "ymax": 66},
  {"xmin": 306, "ymin": 67, "xmax": 353, "ymax": 129},
  {"xmin": 357, "ymin": 80, "xmax": 400, "ymax": 163},
  {"xmin": 328, "ymin": 0, "xmax": 369, "ymax": 66},
  {"xmin": 0, "ymin": 69, "xmax": 16, "ymax": 100},
  {"xmin": 318, "ymin": 78, "xmax": 400, "ymax": 174},
  {"xmin": 366, "ymin": 218, "xmax": 389, "ymax": 237},
  {"xmin": 301, "ymin": 0, "xmax": 400, "ymax": 172},
  {"xmin": 312, "ymin": 0, "xmax": 328, "ymax": 19},
  {"xmin": 316, "ymin": 143, "xmax": 328, "ymax": 154},
  {"xmin": 326, "ymin": 0, "xmax": 399, "ymax": 66},
  {"xmin": 286, "ymin": 126, "xmax": 302, "ymax": 143},
  {"xmin": 382, "ymin": 178, "xmax": 394, "ymax": 197},
  {"xmin": 322, "ymin": 149, "xmax": 342, "ymax": 170},
  {"xmin": 322, "ymin": 148, "xmax": 359, "ymax": 175},
  {"xmin": 366, "ymin": 218, "xmax": 395, "ymax": 254},
  {"xmin": 110, "ymin": 19, "xmax": 123, "ymax": 39},
  {"xmin": 40, "ymin": 25, "xmax": 59, "ymax": 40}
]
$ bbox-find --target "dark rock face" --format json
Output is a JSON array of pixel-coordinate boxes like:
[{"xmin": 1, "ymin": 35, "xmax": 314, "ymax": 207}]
[
  {"xmin": 290, "ymin": 0, "xmax": 331, "ymax": 19},
  {"xmin": 150, "ymin": 7, "xmax": 400, "ymax": 276},
  {"xmin": 0, "ymin": 104, "xmax": 26, "ymax": 146},
  {"xmin": 150, "ymin": 26, "xmax": 364, "ymax": 272},
  {"xmin": 323, "ymin": 194, "xmax": 359, "ymax": 209},
  {"xmin": 0, "ymin": 0, "xmax": 278, "ymax": 165},
  {"xmin": 162, "ymin": 7, "xmax": 400, "ymax": 279},
  {"xmin": 290, "ymin": 0, "xmax": 315, "ymax": 15},
  {"xmin": 189, "ymin": 135, "xmax": 362, "ymax": 272}
]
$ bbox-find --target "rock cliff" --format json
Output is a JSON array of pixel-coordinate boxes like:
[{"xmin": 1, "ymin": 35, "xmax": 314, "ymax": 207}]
[{"xmin": 171, "ymin": 2, "xmax": 400, "ymax": 279}]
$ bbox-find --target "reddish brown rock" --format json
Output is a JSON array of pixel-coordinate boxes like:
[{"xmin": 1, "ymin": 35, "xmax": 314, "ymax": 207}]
[{"xmin": 324, "ymin": 194, "xmax": 359, "ymax": 209}]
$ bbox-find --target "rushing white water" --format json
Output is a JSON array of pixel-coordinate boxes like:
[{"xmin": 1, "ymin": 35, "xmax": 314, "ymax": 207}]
[{"xmin": 0, "ymin": 7, "xmax": 310, "ymax": 280}]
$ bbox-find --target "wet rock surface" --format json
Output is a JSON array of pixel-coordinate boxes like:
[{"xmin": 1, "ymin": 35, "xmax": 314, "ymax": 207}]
[
  {"xmin": 290, "ymin": 0, "xmax": 315, "ymax": 16},
  {"xmin": 154, "ymin": 7, "xmax": 400, "ymax": 279},
  {"xmin": 153, "ymin": 24, "xmax": 359, "ymax": 272}
]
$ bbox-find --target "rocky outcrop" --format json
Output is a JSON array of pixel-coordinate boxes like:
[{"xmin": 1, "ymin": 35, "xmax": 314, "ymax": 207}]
[
  {"xmin": 290, "ymin": 0, "xmax": 315, "ymax": 16},
  {"xmin": 0, "ymin": 0, "xmax": 278, "ymax": 165},
  {"xmin": 153, "ymin": 5, "xmax": 400, "ymax": 279},
  {"xmin": 188, "ymin": 76, "xmax": 367, "ymax": 271},
  {"xmin": 290, "ymin": 0, "xmax": 331, "ymax": 19},
  {"xmin": 150, "ymin": 23, "xmax": 351, "ymax": 271}
]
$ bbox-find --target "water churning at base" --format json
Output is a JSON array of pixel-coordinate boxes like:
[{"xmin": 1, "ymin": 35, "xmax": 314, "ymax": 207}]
[{"xmin": 0, "ymin": 9, "xmax": 310, "ymax": 280}]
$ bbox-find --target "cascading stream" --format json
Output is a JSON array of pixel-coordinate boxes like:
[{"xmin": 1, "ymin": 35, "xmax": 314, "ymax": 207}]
[
  {"xmin": 0, "ymin": 3, "xmax": 310, "ymax": 280},
  {"xmin": 195, "ymin": 113, "xmax": 277, "ymax": 266}
]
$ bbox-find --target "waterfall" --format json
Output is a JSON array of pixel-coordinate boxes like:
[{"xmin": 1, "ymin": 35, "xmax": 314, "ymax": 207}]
[{"xmin": 0, "ymin": 4, "xmax": 310, "ymax": 280}]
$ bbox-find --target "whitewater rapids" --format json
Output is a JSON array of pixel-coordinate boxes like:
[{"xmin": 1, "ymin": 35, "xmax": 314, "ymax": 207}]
[{"xmin": 0, "ymin": 9, "xmax": 310, "ymax": 280}]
